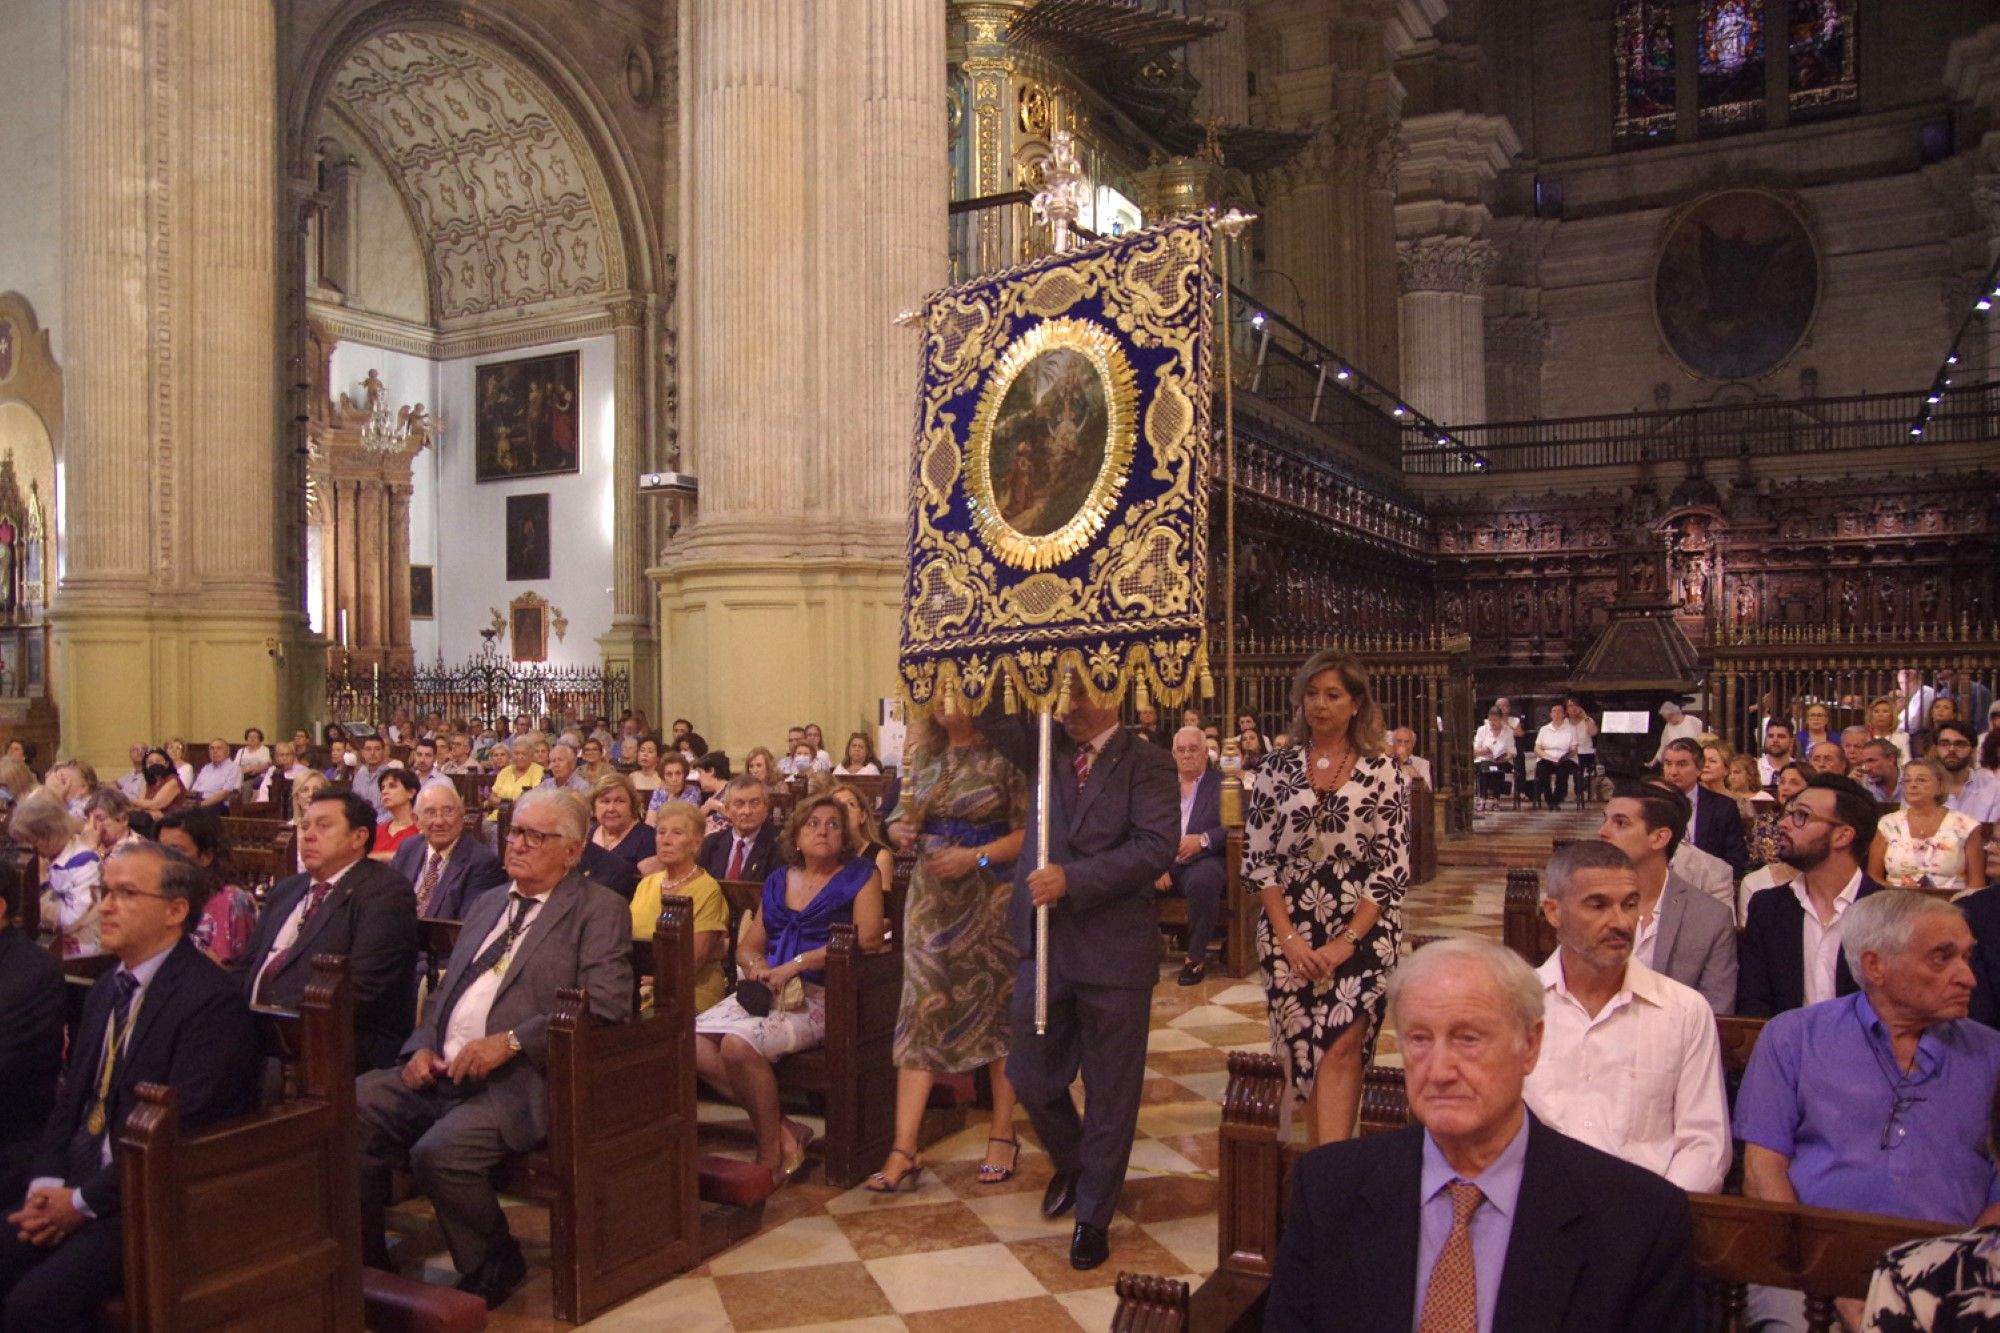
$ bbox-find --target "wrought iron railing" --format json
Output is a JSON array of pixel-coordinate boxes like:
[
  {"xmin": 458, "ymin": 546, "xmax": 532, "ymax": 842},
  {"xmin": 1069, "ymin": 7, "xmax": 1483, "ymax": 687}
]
[
  {"xmin": 1401, "ymin": 382, "xmax": 2000, "ymax": 475},
  {"xmin": 324, "ymin": 654, "xmax": 630, "ymax": 729}
]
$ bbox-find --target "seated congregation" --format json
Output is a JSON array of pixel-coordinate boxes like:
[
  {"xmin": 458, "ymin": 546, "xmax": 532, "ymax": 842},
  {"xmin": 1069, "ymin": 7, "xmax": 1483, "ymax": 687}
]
[{"xmin": 7, "ymin": 684, "xmax": 2000, "ymax": 1332}]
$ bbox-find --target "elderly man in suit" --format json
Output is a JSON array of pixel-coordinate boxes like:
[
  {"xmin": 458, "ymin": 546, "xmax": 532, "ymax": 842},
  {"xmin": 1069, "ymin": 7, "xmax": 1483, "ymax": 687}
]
[
  {"xmin": 1660, "ymin": 738, "xmax": 1750, "ymax": 880},
  {"xmin": 1596, "ymin": 783, "xmax": 1737, "ymax": 1012},
  {"xmin": 238, "ymin": 790, "xmax": 418, "ymax": 1072},
  {"xmin": 981, "ymin": 678, "xmax": 1179, "ymax": 1271},
  {"xmin": 1736, "ymin": 773, "xmax": 1884, "ymax": 1017},
  {"xmin": 1266, "ymin": 936, "xmax": 1696, "ymax": 1332},
  {"xmin": 392, "ymin": 783, "xmax": 509, "ymax": 921},
  {"xmin": 0, "ymin": 842, "xmax": 258, "ymax": 1332},
  {"xmin": 1156, "ymin": 726, "xmax": 1227, "ymax": 987},
  {"xmin": 696, "ymin": 776, "xmax": 780, "ymax": 885},
  {"xmin": 353, "ymin": 789, "xmax": 632, "ymax": 1309}
]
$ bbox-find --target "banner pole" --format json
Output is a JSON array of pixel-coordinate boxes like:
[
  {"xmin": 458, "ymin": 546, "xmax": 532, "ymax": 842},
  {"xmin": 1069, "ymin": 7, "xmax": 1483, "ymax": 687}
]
[
  {"xmin": 1035, "ymin": 704, "xmax": 1052, "ymax": 1036},
  {"xmin": 1219, "ymin": 236, "xmax": 1238, "ymax": 731}
]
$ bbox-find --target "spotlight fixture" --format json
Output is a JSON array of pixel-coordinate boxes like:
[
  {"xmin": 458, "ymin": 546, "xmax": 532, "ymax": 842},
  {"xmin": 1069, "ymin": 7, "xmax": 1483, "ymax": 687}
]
[
  {"xmin": 1335, "ymin": 367, "xmax": 1351, "ymax": 380},
  {"xmin": 1251, "ymin": 312, "xmax": 1266, "ymax": 329},
  {"xmin": 1978, "ymin": 298, "xmax": 1992, "ymax": 313},
  {"xmin": 1391, "ymin": 404, "xmax": 1406, "ymax": 417}
]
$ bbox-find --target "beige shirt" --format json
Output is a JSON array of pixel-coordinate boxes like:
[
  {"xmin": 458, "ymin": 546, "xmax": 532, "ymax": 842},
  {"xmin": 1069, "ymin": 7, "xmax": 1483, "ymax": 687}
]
[{"xmin": 1524, "ymin": 954, "xmax": 1730, "ymax": 1193}]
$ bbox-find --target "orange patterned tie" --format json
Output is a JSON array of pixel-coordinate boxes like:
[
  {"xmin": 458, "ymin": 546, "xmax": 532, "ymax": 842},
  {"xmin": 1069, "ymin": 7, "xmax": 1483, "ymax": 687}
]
[{"xmin": 1418, "ymin": 1181, "xmax": 1484, "ymax": 1333}]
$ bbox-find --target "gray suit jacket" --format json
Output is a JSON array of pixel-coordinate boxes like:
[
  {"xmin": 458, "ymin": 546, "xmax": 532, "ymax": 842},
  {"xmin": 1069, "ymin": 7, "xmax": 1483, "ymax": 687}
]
[
  {"xmin": 1649, "ymin": 872, "xmax": 1738, "ymax": 1015},
  {"xmin": 982, "ymin": 719, "xmax": 1179, "ymax": 990},
  {"xmin": 405, "ymin": 868, "xmax": 634, "ymax": 1151}
]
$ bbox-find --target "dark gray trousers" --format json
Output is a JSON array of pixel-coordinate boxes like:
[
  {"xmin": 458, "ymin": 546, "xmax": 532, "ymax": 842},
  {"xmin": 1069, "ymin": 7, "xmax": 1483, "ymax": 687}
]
[
  {"xmin": 1169, "ymin": 857, "xmax": 1227, "ymax": 963},
  {"xmin": 1005, "ymin": 961, "xmax": 1151, "ymax": 1231},
  {"xmin": 355, "ymin": 1066, "xmax": 514, "ymax": 1277}
]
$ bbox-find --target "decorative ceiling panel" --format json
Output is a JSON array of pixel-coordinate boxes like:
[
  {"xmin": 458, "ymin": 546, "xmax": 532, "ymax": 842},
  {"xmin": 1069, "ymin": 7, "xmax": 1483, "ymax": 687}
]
[{"xmin": 329, "ymin": 30, "xmax": 615, "ymax": 321}]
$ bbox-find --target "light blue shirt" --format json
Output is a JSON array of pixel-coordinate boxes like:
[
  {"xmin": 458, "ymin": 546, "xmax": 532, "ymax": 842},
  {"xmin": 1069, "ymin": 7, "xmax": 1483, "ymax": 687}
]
[
  {"xmin": 1948, "ymin": 769, "xmax": 2000, "ymax": 825},
  {"xmin": 1414, "ymin": 1113, "xmax": 1530, "ymax": 1333}
]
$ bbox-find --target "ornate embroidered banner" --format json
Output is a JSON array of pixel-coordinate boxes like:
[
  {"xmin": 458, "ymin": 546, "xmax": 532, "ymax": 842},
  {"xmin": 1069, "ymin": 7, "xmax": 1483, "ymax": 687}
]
[{"xmin": 900, "ymin": 217, "xmax": 1214, "ymax": 717}]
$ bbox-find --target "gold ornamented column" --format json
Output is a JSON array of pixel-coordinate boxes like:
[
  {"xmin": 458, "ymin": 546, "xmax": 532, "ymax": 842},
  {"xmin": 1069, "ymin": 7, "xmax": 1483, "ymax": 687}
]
[
  {"xmin": 52, "ymin": 0, "xmax": 293, "ymax": 770},
  {"xmin": 955, "ymin": 2, "xmax": 1029, "ymax": 275},
  {"xmin": 657, "ymin": 0, "xmax": 945, "ymax": 752}
]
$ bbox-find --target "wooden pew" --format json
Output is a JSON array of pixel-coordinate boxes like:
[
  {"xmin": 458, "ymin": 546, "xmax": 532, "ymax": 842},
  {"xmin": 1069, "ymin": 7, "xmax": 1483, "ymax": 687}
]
[
  {"xmin": 1223, "ymin": 829, "xmax": 1257, "ymax": 980},
  {"xmin": 1116, "ymin": 1052, "xmax": 1959, "ymax": 1333},
  {"xmin": 775, "ymin": 923, "xmax": 903, "ymax": 1188},
  {"xmin": 1502, "ymin": 867, "xmax": 1554, "ymax": 965},
  {"xmin": 113, "ymin": 955, "xmax": 361, "ymax": 1331},
  {"xmin": 1409, "ymin": 781, "xmax": 1436, "ymax": 885},
  {"xmin": 221, "ymin": 815, "xmax": 296, "ymax": 890}
]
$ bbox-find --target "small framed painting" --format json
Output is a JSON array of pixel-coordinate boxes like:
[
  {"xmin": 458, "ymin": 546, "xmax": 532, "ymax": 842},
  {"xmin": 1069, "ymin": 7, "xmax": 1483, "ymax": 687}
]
[
  {"xmin": 510, "ymin": 596, "xmax": 548, "ymax": 663},
  {"xmin": 475, "ymin": 351, "xmax": 581, "ymax": 481},
  {"xmin": 410, "ymin": 564, "xmax": 435, "ymax": 620},
  {"xmin": 505, "ymin": 493, "xmax": 551, "ymax": 582}
]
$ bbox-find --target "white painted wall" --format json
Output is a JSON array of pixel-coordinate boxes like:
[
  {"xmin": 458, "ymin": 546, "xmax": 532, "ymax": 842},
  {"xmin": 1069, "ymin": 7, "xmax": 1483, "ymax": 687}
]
[
  {"xmin": 0, "ymin": 0, "xmax": 65, "ymax": 360},
  {"xmin": 433, "ymin": 336, "xmax": 616, "ymax": 667}
]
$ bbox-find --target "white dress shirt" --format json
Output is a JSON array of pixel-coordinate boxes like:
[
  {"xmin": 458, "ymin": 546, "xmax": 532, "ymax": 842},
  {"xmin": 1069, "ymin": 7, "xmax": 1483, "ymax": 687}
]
[
  {"xmin": 1473, "ymin": 724, "xmax": 1516, "ymax": 764},
  {"xmin": 1524, "ymin": 953, "xmax": 1730, "ymax": 1193},
  {"xmin": 1534, "ymin": 721, "xmax": 1576, "ymax": 764},
  {"xmin": 441, "ymin": 888, "xmax": 546, "ymax": 1060},
  {"xmin": 1793, "ymin": 868, "xmax": 1863, "ymax": 1008},
  {"xmin": 254, "ymin": 857, "xmax": 361, "ymax": 996}
]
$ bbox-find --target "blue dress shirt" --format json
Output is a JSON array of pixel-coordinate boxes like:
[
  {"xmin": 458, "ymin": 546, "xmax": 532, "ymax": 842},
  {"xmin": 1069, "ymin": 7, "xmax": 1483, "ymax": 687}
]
[{"xmin": 1414, "ymin": 1113, "xmax": 1530, "ymax": 1332}]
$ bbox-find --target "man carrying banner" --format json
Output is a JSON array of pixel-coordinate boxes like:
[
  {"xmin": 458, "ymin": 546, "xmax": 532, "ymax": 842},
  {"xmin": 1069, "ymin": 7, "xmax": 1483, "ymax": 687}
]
[{"xmin": 981, "ymin": 677, "xmax": 1178, "ymax": 1270}]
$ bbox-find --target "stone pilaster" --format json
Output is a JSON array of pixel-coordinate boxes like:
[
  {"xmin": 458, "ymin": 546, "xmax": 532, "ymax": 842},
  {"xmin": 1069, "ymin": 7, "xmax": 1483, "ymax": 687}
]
[
  {"xmin": 1188, "ymin": 3, "xmax": 1248, "ymax": 125},
  {"xmin": 599, "ymin": 297, "xmax": 659, "ymax": 716},
  {"xmin": 386, "ymin": 484, "xmax": 411, "ymax": 650},
  {"xmin": 51, "ymin": 0, "xmax": 295, "ymax": 770},
  {"xmin": 1396, "ymin": 237, "xmax": 1496, "ymax": 426},
  {"xmin": 656, "ymin": 0, "xmax": 943, "ymax": 751},
  {"xmin": 1484, "ymin": 313, "xmax": 1550, "ymax": 424}
]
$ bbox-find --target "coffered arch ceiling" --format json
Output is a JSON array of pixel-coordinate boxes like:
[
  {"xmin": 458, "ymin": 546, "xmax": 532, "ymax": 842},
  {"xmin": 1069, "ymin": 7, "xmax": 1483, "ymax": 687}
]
[{"xmin": 325, "ymin": 28, "xmax": 627, "ymax": 324}]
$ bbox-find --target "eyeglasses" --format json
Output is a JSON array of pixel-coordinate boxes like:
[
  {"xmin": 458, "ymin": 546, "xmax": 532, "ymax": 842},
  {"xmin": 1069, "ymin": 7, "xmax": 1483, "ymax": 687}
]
[
  {"xmin": 1881, "ymin": 1090, "xmax": 1927, "ymax": 1151},
  {"xmin": 504, "ymin": 825, "xmax": 563, "ymax": 849},
  {"xmin": 1933, "ymin": 739, "xmax": 1973, "ymax": 750},
  {"xmin": 102, "ymin": 887, "xmax": 169, "ymax": 906},
  {"xmin": 1780, "ymin": 803, "xmax": 1848, "ymax": 830}
]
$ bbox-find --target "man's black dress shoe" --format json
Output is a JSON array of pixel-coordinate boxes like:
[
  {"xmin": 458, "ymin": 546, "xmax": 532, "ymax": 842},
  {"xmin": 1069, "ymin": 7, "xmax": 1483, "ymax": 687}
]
[
  {"xmin": 1041, "ymin": 1168, "xmax": 1080, "ymax": 1219},
  {"xmin": 1070, "ymin": 1221, "xmax": 1111, "ymax": 1270},
  {"xmin": 456, "ymin": 1237, "xmax": 528, "ymax": 1310}
]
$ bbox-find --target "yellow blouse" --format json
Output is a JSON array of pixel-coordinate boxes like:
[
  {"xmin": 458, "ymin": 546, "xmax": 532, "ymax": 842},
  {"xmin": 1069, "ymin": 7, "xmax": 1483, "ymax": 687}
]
[
  {"xmin": 630, "ymin": 868, "xmax": 730, "ymax": 1013},
  {"xmin": 488, "ymin": 762, "xmax": 545, "ymax": 818}
]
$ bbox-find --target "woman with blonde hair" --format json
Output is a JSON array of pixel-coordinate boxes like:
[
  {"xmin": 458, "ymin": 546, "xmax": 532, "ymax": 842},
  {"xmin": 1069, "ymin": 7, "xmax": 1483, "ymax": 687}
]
[
  {"xmin": 1870, "ymin": 756, "xmax": 1986, "ymax": 894},
  {"xmin": 630, "ymin": 801, "xmax": 731, "ymax": 1012},
  {"xmin": 0, "ymin": 754, "xmax": 37, "ymax": 804},
  {"xmin": 1245, "ymin": 649, "xmax": 1410, "ymax": 1144},
  {"xmin": 19, "ymin": 789, "xmax": 103, "ymax": 959}
]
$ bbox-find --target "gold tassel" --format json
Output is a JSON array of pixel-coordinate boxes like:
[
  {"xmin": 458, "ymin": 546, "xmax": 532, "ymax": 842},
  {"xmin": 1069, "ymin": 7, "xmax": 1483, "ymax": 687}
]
[
  {"xmin": 1199, "ymin": 666, "xmax": 1215, "ymax": 700},
  {"xmin": 1003, "ymin": 673, "xmax": 1019, "ymax": 715},
  {"xmin": 1134, "ymin": 675, "xmax": 1152, "ymax": 714}
]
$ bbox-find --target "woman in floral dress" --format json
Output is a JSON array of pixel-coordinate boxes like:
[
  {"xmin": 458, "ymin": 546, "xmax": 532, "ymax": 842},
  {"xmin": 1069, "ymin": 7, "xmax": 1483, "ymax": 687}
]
[
  {"xmin": 869, "ymin": 708, "xmax": 1027, "ymax": 1191},
  {"xmin": 1245, "ymin": 650, "xmax": 1411, "ymax": 1144}
]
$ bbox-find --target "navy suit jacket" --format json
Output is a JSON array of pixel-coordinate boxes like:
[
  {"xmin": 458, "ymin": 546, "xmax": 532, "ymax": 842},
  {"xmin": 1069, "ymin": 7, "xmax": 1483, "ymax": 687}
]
[
  {"xmin": 1167, "ymin": 767, "xmax": 1226, "ymax": 890},
  {"xmin": 390, "ymin": 833, "xmax": 509, "ymax": 922},
  {"xmin": 698, "ymin": 822, "xmax": 779, "ymax": 886},
  {"xmin": 236, "ymin": 857, "xmax": 418, "ymax": 1071},
  {"xmin": 0, "ymin": 925, "xmax": 64, "ymax": 1189},
  {"xmin": 1734, "ymin": 872, "xmax": 1883, "ymax": 1017},
  {"xmin": 1960, "ymin": 885, "xmax": 2000, "ymax": 1029},
  {"xmin": 1266, "ymin": 1115, "xmax": 1696, "ymax": 1333},
  {"xmin": 36, "ymin": 937, "xmax": 258, "ymax": 1216},
  {"xmin": 981, "ymin": 719, "xmax": 1179, "ymax": 990},
  {"xmin": 1688, "ymin": 785, "xmax": 1751, "ymax": 880}
]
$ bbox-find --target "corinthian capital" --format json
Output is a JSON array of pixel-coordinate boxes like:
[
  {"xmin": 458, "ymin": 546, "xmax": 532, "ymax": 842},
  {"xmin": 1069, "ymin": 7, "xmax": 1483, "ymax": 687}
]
[{"xmin": 1397, "ymin": 236, "xmax": 1497, "ymax": 295}]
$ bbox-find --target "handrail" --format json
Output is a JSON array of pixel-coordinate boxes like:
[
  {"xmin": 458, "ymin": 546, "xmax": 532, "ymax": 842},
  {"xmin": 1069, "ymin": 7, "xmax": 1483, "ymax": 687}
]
[{"xmin": 1401, "ymin": 381, "xmax": 2000, "ymax": 474}]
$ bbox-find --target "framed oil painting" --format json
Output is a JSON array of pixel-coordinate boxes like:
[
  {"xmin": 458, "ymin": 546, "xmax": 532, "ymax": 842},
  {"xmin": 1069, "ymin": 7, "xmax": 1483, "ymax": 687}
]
[
  {"xmin": 475, "ymin": 351, "xmax": 580, "ymax": 482},
  {"xmin": 509, "ymin": 596, "xmax": 548, "ymax": 663},
  {"xmin": 1653, "ymin": 189, "xmax": 1818, "ymax": 382},
  {"xmin": 409, "ymin": 564, "xmax": 435, "ymax": 620},
  {"xmin": 505, "ymin": 493, "xmax": 550, "ymax": 582}
]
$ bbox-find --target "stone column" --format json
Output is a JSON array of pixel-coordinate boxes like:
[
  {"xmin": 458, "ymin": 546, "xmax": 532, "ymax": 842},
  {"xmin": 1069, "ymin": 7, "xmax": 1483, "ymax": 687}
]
[
  {"xmin": 1188, "ymin": 3, "xmax": 1248, "ymax": 125},
  {"xmin": 386, "ymin": 483, "xmax": 411, "ymax": 652},
  {"xmin": 597, "ymin": 298, "xmax": 657, "ymax": 711},
  {"xmin": 1485, "ymin": 314, "xmax": 1550, "ymax": 423},
  {"xmin": 1260, "ymin": 113, "xmax": 1386, "ymax": 371},
  {"xmin": 657, "ymin": 0, "xmax": 944, "ymax": 751},
  {"xmin": 1396, "ymin": 237, "xmax": 1496, "ymax": 426}
]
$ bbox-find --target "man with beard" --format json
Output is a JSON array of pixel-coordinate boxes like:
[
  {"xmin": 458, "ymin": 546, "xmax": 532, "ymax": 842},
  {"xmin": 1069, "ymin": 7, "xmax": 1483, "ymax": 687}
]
[
  {"xmin": 1596, "ymin": 783, "xmax": 1737, "ymax": 1013},
  {"xmin": 1735, "ymin": 774, "xmax": 1884, "ymax": 1017},
  {"xmin": 1931, "ymin": 722, "xmax": 2000, "ymax": 827},
  {"xmin": 1757, "ymin": 720, "xmax": 1797, "ymax": 789}
]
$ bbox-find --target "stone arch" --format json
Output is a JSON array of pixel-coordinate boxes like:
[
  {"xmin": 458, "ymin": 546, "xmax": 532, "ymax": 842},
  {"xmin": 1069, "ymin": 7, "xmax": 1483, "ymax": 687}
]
[{"xmin": 285, "ymin": 1, "xmax": 660, "ymax": 316}]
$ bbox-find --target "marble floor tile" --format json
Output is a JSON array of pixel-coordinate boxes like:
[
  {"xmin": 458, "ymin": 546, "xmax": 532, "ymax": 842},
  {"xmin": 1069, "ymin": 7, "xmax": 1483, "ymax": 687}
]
[
  {"xmin": 900, "ymin": 1296, "xmax": 1082, "ymax": 1332},
  {"xmin": 833, "ymin": 1200, "xmax": 1000, "ymax": 1261},
  {"xmin": 1004, "ymin": 1221, "xmax": 1190, "ymax": 1295},
  {"xmin": 865, "ymin": 1242, "xmax": 1046, "ymax": 1314},
  {"xmin": 708, "ymin": 1215, "xmax": 862, "ymax": 1276},
  {"xmin": 1139, "ymin": 1212, "xmax": 1221, "ymax": 1277},
  {"xmin": 712, "ymin": 1262, "xmax": 896, "ymax": 1331}
]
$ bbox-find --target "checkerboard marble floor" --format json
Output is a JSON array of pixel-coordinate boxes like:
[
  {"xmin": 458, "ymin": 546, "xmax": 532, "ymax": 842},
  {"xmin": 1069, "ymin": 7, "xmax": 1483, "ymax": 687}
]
[{"xmin": 381, "ymin": 806, "xmax": 1594, "ymax": 1330}]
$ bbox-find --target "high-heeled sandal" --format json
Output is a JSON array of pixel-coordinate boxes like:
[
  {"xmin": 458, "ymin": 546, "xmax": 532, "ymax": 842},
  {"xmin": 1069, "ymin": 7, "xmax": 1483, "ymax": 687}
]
[
  {"xmin": 977, "ymin": 1136, "xmax": 1021, "ymax": 1184},
  {"xmin": 864, "ymin": 1146, "xmax": 924, "ymax": 1194}
]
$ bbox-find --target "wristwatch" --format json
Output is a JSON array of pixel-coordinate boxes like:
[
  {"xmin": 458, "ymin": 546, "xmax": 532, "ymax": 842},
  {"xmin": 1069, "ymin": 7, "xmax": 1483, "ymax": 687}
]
[
  {"xmin": 976, "ymin": 851, "xmax": 991, "ymax": 870},
  {"xmin": 1339, "ymin": 926, "xmax": 1361, "ymax": 947},
  {"xmin": 504, "ymin": 1030, "xmax": 522, "ymax": 1054}
]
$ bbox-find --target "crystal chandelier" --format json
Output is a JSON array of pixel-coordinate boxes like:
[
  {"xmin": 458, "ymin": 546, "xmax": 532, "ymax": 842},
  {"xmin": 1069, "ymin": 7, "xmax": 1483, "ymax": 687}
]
[{"xmin": 360, "ymin": 399, "xmax": 411, "ymax": 454}]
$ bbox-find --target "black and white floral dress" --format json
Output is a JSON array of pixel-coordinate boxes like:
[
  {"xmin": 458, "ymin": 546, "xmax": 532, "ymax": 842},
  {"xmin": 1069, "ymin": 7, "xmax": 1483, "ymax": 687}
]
[
  {"xmin": 1244, "ymin": 747, "xmax": 1411, "ymax": 1103},
  {"xmin": 1865, "ymin": 1226, "xmax": 2000, "ymax": 1332}
]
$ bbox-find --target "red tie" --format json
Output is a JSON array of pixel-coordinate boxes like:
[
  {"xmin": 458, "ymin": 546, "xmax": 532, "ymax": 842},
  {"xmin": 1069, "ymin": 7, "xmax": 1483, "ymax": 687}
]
[
  {"xmin": 1073, "ymin": 743, "xmax": 1094, "ymax": 791},
  {"xmin": 259, "ymin": 880, "xmax": 334, "ymax": 1002},
  {"xmin": 726, "ymin": 838, "xmax": 747, "ymax": 880}
]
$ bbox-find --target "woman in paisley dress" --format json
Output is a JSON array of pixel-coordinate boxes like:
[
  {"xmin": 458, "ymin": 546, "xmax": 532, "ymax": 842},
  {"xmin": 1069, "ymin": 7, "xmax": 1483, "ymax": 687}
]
[
  {"xmin": 869, "ymin": 708, "xmax": 1028, "ymax": 1192},
  {"xmin": 1245, "ymin": 650, "xmax": 1411, "ymax": 1144}
]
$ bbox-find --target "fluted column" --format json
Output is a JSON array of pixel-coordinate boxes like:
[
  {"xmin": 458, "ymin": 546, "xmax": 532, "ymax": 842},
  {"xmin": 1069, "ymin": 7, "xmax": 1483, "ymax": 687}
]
[
  {"xmin": 386, "ymin": 484, "xmax": 411, "ymax": 651},
  {"xmin": 1188, "ymin": 3, "xmax": 1248, "ymax": 125},
  {"xmin": 660, "ymin": 0, "xmax": 944, "ymax": 750},
  {"xmin": 58, "ymin": 0, "xmax": 152, "ymax": 594},
  {"xmin": 1397, "ymin": 237, "xmax": 1496, "ymax": 426},
  {"xmin": 1261, "ymin": 113, "xmax": 1396, "ymax": 379},
  {"xmin": 610, "ymin": 300, "xmax": 647, "ymax": 621},
  {"xmin": 185, "ymin": 0, "xmax": 280, "ymax": 598}
]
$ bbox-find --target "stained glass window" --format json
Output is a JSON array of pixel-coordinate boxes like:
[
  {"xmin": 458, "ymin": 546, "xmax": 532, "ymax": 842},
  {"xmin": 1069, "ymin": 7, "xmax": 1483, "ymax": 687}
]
[
  {"xmin": 1614, "ymin": 1, "xmax": 1678, "ymax": 145},
  {"xmin": 1698, "ymin": 0, "xmax": 1767, "ymax": 133},
  {"xmin": 1788, "ymin": 0, "xmax": 1856, "ymax": 115}
]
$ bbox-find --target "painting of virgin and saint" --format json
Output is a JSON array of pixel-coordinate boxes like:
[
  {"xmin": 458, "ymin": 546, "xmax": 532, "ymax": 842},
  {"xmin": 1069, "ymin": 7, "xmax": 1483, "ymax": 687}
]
[
  {"xmin": 475, "ymin": 351, "xmax": 580, "ymax": 482},
  {"xmin": 1653, "ymin": 189, "xmax": 1818, "ymax": 381},
  {"xmin": 985, "ymin": 348, "xmax": 1109, "ymax": 539}
]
